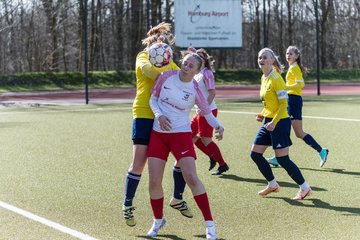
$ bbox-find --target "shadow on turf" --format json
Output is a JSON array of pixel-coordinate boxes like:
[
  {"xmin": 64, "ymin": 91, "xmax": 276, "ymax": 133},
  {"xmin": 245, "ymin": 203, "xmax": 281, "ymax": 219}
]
[
  {"xmin": 137, "ymin": 234, "xmax": 226, "ymax": 240},
  {"xmin": 269, "ymin": 197, "xmax": 360, "ymax": 216},
  {"xmin": 218, "ymin": 174, "xmax": 327, "ymax": 191},
  {"xmin": 193, "ymin": 234, "xmax": 226, "ymax": 240},
  {"xmin": 300, "ymin": 167, "xmax": 360, "ymax": 177},
  {"xmin": 136, "ymin": 234, "xmax": 186, "ymax": 240}
]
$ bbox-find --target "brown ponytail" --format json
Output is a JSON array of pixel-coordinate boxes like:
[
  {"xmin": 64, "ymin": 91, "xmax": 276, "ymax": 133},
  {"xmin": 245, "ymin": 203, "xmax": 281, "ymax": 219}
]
[
  {"xmin": 142, "ymin": 22, "xmax": 175, "ymax": 50},
  {"xmin": 196, "ymin": 48, "xmax": 215, "ymax": 72},
  {"xmin": 287, "ymin": 46, "xmax": 308, "ymax": 75}
]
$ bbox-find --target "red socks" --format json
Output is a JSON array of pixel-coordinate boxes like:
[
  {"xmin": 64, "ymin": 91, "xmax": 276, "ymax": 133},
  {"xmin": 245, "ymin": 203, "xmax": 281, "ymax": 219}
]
[
  {"xmin": 150, "ymin": 197, "xmax": 164, "ymax": 219},
  {"xmin": 194, "ymin": 193, "xmax": 213, "ymax": 221},
  {"xmin": 194, "ymin": 139, "xmax": 226, "ymax": 166},
  {"xmin": 195, "ymin": 138, "xmax": 211, "ymax": 156},
  {"xmin": 206, "ymin": 142, "xmax": 226, "ymax": 166}
]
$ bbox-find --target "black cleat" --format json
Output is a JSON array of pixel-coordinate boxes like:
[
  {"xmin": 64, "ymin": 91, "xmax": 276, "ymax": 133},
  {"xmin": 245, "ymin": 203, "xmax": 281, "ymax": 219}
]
[
  {"xmin": 211, "ymin": 163, "xmax": 229, "ymax": 175},
  {"xmin": 209, "ymin": 158, "xmax": 217, "ymax": 171}
]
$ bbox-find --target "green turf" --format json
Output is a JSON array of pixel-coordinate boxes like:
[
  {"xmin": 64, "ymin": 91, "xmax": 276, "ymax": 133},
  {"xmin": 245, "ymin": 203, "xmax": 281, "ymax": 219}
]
[{"xmin": 0, "ymin": 96, "xmax": 359, "ymax": 240}]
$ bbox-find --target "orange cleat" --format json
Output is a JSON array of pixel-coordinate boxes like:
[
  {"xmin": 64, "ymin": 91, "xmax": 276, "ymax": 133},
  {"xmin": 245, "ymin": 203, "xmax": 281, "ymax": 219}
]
[
  {"xmin": 292, "ymin": 187, "xmax": 312, "ymax": 200},
  {"xmin": 258, "ymin": 184, "xmax": 280, "ymax": 196}
]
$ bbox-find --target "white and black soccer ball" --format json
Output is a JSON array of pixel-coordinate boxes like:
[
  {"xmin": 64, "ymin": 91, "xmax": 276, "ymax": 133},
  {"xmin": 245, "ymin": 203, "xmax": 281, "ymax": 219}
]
[{"xmin": 148, "ymin": 43, "xmax": 173, "ymax": 68}]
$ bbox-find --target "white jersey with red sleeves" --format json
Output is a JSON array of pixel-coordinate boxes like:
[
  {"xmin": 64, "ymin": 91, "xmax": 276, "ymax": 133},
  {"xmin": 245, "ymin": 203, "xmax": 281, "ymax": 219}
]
[
  {"xmin": 150, "ymin": 70, "xmax": 213, "ymax": 133},
  {"xmin": 194, "ymin": 68, "xmax": 217, "ymax": 110}
]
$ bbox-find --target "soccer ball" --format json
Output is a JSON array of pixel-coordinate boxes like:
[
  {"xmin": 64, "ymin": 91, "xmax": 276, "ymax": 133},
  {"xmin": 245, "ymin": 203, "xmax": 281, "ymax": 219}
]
[{"xmin": 148, "ymin": 43, "xmax": 173, "ymax": 68}]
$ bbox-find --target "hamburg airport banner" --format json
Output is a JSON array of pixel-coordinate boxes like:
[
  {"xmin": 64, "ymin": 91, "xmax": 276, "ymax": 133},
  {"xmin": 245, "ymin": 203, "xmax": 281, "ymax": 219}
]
[{"xmin": 175, "ymin": 0, "xmax": 242, "ymax": 48}]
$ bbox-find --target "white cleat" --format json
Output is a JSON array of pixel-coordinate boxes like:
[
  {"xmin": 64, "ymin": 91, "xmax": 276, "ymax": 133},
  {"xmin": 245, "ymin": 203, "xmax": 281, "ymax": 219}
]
[
  {"xmin": 146, "ymin": 218, "xmax": 166, "ymax": 237},
  {"xmin": 206, "ymin": 221, "xmax": 217, "ymax": 240}
]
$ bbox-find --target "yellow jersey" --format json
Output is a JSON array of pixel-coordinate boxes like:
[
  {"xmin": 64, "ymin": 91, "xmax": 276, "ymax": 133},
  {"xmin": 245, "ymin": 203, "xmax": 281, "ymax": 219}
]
[
  {"xmin": 259, "ymin": 69, "xmax": 289, "ymax": 124},
  {"xmin": 132, "ymin": 51, "xmax": 180, "ymax": 119},
  {"xmin": 285, "ymin": 63, "xmax": 305, "ymax": 96}
]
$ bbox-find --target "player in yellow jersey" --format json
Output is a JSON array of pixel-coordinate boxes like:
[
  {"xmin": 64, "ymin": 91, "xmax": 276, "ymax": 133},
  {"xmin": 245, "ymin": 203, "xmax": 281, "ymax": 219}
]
[
  {"xmin": 267, "ymin": 46, "xmax": 329, "ymax": 168},
  {"xmin": 250, "ymin": 48, "xmax": 312, "ymax": 200},
  {"xmin": 122, "ymin": 23, "xmax": 192, "ymax": 227}
]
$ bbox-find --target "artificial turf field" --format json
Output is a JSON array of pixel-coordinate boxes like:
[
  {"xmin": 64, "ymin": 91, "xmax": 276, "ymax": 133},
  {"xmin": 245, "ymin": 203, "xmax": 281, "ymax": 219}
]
[{"xmin": 0, "ymin": 95, "xmax": 359, "ymax": 240}]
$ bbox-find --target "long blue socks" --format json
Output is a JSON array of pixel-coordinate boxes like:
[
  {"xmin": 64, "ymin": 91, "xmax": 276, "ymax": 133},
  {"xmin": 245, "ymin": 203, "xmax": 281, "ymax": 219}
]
[
  {"xmin": 124, "ymin": 172, "xmax": 141, "ymax": 207},
  {"xmin": 250, "ymin": 152, "xmax": 305, "ymax": 186},
  {"xmin": 303, "ymin": 134, "xmax": 322, "ymax": 152},
  {"xmin": 250, "ymin": 151, "xmax": 275, "ymax": 181},
  {"xmin": 173, "ymin": 166, "xmax": 186, "ymax": 200},
  {"xmin": 124, "ymin": 167, "xmax": 186, "ymax": 207},
  {"xmin": 276, "ymin": 155, "xmax": 305, "ymax": 185}
]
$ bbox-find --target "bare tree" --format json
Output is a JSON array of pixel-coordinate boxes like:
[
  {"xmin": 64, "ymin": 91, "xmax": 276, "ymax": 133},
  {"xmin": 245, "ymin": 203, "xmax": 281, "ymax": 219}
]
[
  {"xmin": 254, "ymin": 0, "xmax": 261, "ymax": 65},
  {"xmin": 77, "ymin": 0, "xmax": 84, "ymax": 72},
  {"xmin": 89, "ymin": 0, "xmax": 99, "ymax": 70},
  {"xmin": 0, "ymin": 0, "xmax": 360, "ymax": 74},
  {"xmin": 114, "ymin": 0, "xmax": 125, "ymax": 69},
  {"xmin": 318, "ymin": 0, "xmax": 335, "ymax": 68},
  {"xmin": 41, "ymin": 0, "xmax": 61, "ymax": 71},
  {"xmin": 273, "ymin": 0, "xmax": 284, "ymax": 56}
]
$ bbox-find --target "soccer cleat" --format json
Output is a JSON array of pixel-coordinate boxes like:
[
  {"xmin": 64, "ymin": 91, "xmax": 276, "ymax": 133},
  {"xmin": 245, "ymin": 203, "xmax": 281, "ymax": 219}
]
[
  {"xmin": 205, "ymin": 221, "xmax": 217, "ymax": 240},
  {"xmin": 209, "ymin": 158, "xmax": 217, "ymax": 171},
  {"xmin": 266, "ymin": 156, "xmax": 280, "ymax": 167},
  {"xmin": 319, "ymin": 148, "xmax": 329, "ymax": 167},
  {"xmin": 211, "ymin": 163, "xmax": 229, "ymax": 175},
  {"xmin": 292, "ymin": 187, "xmax": 312, "ymax": 200},
  {"xmin": 146, "ymin": 218, "xmax": 166, "ymax": 237},
  {"xmin": 122, "ymin": 205, "xmax": 136, "ymax": 227},
  {"xmin": 169, "ymin": 198, "xmax": 193, "ymax": 218},
  {"xmin": 258, "ymin": 184, "xmax": 280, "ymax": 196}
]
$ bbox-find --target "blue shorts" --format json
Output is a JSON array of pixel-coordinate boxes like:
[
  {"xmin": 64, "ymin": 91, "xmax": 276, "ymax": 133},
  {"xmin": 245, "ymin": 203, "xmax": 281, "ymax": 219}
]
[
  {"xmin": 132, "ymin": 118, "xmax": 154, "ymax": 145},
  {"xmin": 288, "ymin": 94, "xmax": 303, "ymax": 120},
  {"xmin": 253, "ymin": 117, "xmax": 292, "ymax": 149}
]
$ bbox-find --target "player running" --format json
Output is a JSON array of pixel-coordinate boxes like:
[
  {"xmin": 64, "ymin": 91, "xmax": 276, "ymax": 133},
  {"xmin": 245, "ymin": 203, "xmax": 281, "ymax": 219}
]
[
  {"xmin": 251, "ymin": 48, "xmax": 312, "ymax": 201},
  {"xmin": 189, "ymin": 47, "xmax": 229, "ymax": 175},
  {"xmin": 267, "ymin": 46, "xmax": 329, "ymax": 168}
]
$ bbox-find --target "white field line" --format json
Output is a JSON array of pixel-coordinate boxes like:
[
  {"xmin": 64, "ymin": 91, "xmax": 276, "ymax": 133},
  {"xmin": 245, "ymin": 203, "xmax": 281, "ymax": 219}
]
[
  {"xmin": 219, "ymin": 110, "xmax": 360, "ymax": 122},
  {"xmin": 0, "ymin": 107, "xmax": 131, "ymax": 115},
  {"xmin": 0, "ymin": 200, "xmax": 98, "ymax": 240},
  {"xmin": 0, "ymin": 107, "xmax": 359, "ymax": 122}
]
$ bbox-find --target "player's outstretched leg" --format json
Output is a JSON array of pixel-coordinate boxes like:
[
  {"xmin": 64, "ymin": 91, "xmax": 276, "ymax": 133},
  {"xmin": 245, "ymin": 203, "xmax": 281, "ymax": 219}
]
[
  {"xmin": 206, "ymin": 142, "xmax": 229, "ymax": 175},
  {"xmin": 319, "ymin": 148, "xmax": 329, "ymax": 167},
  {"xmin": 122, "ymin": 172, "xmax": 141, "ymax": 226}
]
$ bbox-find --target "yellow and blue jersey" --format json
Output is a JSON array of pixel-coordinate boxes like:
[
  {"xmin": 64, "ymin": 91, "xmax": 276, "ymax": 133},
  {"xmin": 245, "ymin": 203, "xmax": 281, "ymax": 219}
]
[
  {"xmin": 259, "ymin": 69, "xmax": 288, "ymax": 124},
  {"xmin": 285, "ymin": 63, "xmax": 304, "ymax": 96},
  {"xmin": 132, "ymin": 51, "xmax": 180, "ymax": 119}
]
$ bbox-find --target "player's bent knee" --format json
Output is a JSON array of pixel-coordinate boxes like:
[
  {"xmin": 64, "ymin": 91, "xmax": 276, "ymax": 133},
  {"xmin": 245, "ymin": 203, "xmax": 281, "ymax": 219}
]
[{"xmin": 250, "ymin": 151, "xmax": 263, "ymax": 161}]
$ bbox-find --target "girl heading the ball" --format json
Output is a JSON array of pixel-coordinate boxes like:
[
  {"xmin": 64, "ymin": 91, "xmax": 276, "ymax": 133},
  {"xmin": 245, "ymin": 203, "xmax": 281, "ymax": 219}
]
[{"xmin": 122, "ymin": 22, "xmax": 192, "ymax": 228}]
